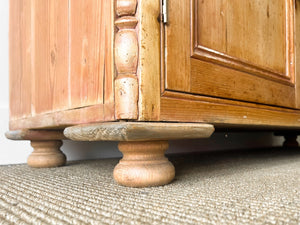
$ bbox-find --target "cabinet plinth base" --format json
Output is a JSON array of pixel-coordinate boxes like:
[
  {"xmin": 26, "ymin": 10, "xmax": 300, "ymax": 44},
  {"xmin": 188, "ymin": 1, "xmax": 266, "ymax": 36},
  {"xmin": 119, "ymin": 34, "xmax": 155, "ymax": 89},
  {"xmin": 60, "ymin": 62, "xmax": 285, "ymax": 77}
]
[
  {"xmin": 28, "ymin": 141, "xmax": 66, "ymax": 168},
  {"xmin": 114, "ymin": 141, "xmax": 175, "ymax": 187}
]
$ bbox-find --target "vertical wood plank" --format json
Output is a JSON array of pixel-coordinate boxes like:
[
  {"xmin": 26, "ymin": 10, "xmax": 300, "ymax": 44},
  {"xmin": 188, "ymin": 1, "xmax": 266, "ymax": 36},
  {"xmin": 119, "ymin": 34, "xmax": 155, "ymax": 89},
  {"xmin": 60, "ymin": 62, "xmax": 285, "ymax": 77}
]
[
  {"xmin": 104, "ymin": 0, "xmax": 114, "ymax": 107},
  {"xmin": 164, "ymin": 0, "xmax": 191, "ymax": 92},
  {"xmin": 9, "ymin": 0, "xmax": 32, "ymax": 119},
  {"xmin": 33, "ymin": 0, "xmax": 69, "ymax": 114},
  {"xmin": 33, "ymin": 0, "xmax": 53, "ymax": 114},
  {"xmin": 33, "ymin": 0, "xmax": 51, "ymax": 114},
  {"xmin": 50, "ymin": 0, "xmax": 69, "ymax": 111},
  {"xmin": 137, "ymin": 0, "xmax": 161, "ymax": 120},
  {"xmin": 295, "ymin": 0, "xmax": 300, "ymax": 108},
  {"xmin": 69, "ymin": 0, "xmax": 106, "ymax": 108}
]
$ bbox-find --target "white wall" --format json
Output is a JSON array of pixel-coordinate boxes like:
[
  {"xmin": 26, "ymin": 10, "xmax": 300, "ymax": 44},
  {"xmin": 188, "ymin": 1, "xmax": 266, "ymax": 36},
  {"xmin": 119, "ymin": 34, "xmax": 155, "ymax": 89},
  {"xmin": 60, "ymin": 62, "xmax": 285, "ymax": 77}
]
[{"xmin": 0, "ymin": 1, "xmax": 286, "ymax": 165}]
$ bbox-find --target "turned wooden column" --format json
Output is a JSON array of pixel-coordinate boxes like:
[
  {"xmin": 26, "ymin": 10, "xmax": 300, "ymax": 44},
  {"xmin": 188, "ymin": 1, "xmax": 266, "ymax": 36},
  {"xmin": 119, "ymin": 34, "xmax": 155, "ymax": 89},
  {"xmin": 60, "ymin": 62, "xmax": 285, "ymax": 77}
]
[
  {"xmin": 114, "ymin": 141, "xmax": 175, "ymax": 187},
  {"xmin": 5, "ymin": 130, "xmax": 67, "ymax": 168},
  {"xmin": 28, "ymin": 141, "xmax": 66, "ymax": 168},
  {"xmin": 114, "ymin": 0, "xmax": 139, "ymax": 119}
]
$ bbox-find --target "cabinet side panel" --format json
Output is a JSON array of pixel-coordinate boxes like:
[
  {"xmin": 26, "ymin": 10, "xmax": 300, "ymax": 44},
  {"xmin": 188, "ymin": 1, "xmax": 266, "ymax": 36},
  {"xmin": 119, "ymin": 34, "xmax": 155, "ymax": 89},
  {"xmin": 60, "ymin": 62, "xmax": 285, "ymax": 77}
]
[
  {"xmin": 104, "ymin": 0, "xmax": 114, "ymax": 106},
  {"xmin": 51, "ymin": 0, "xmax": 70, "ymax": 112},
  {"xmin": 9, "ymin": 0, "xmax": 32, "ymax": 119},
  {"xmin": 69, "ymin": 0, "xmax": 112, "ymax": 108},
  {"xmin": 33, "ymin": 0, "xmax": 69, "ymax": 114}
]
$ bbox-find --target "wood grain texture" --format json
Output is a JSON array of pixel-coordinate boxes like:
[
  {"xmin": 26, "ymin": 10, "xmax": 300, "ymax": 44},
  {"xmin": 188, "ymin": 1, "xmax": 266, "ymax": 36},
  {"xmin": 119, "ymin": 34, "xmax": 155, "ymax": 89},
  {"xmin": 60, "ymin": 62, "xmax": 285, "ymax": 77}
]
[
  {"xmin": 28, "ymin": 141, "xmax": 66, "ymax": 168},
  {"xmin": 165, "ymin": 0, "xmax": 296, "ymax": 108},
  {"xmin": 9, "ymin": 0, "xmax": 115, "ymax": 128},
  {"xmin": 5, "ymin": 130, "xmax": 66, "ymax": 141},
  {"xmin": 160, "ymin": 91, "xmax": 300, "ymax": 128},
  {"xmin": 194, "ymin": 0, "xmax": 287, "ymax": 74},
  {"xmin": 70, "ymin": 0, "xmax": 106, "ymax": 108},
  {"xmin": 33, "ymin": 0, "xmax": 69, "ymax": 114},
  {"xmin": 9, "ymin": 103, "xmax": 115, "ymax": 130},
  {"xmin": 286, "ymin": 0, "xmax": 296, "ymax": 82},
  {"xmin": 137, "ymin": 0, "xmax": 161, "ymax": 120},
  {"xmin": 9, "ymin": 0, "xmax": 32, "ymax": 119},
  {"xmin": 50, "ymin": 0, "xmax": 69, "ymax": 111},
  {"xmin": 114, "ymin": 141, "xmax": 175, "ymax": 187},
  {"xmin": 296, "ymin": 0, "xmax": 300, "ymax": 108},
  {"xmin": 164, "ymin": 0, "xmax": 191, "ymax": 92},
  {"xmin": 190, "ymin": 58, "xmax": 296, "ymax": 108},
  {"xmin": 104, "ymin": 0, "xmax": 115, "ymax": 106},
  {"xmin": 63, "ymin": 122, "xmax": 214, "ymax": 141},
  {"xmin": 33, "ymin": 0, "xmax": 51, "ymax": 114}
]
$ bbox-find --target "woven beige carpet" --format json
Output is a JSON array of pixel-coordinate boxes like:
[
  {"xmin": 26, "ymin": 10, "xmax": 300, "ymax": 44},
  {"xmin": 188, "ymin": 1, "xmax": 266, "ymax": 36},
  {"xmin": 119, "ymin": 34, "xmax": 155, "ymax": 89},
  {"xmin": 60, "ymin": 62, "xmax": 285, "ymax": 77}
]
[{"xmin": 1, "ymin": 148, "xmax": 300, "ymax": 224}]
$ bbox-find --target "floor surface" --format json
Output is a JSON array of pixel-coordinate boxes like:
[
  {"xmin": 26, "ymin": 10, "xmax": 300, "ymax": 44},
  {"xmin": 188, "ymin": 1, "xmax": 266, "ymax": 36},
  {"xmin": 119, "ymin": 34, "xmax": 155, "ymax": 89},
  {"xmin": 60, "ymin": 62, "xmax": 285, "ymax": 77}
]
[{"xmin": 1, "ymin": 147, "xmax": 300, "ymax": 224}]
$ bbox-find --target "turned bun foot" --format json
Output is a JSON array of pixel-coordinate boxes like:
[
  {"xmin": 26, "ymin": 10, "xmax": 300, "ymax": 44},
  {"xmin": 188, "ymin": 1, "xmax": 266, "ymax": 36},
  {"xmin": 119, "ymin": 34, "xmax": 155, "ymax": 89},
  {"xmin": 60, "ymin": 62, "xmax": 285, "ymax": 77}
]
[
  {"xmin": 114, "ymin": 141, "xmax": 175, "ymax": 187},
  {"xmin": 283, "ymin": 135, "xmax": 299, "ymax": 148},
  {"xmin": 28, "ymin": 141, "xmax": 66, "ymax": 168}
]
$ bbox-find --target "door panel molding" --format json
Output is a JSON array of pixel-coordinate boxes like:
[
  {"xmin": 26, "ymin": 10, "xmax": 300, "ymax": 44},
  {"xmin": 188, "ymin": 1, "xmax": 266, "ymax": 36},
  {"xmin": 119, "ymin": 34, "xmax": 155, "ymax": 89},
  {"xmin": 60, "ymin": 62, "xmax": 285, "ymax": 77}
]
[{"xmin": 191, "ymin": 0, "xmax": 295, "ymax": 85}]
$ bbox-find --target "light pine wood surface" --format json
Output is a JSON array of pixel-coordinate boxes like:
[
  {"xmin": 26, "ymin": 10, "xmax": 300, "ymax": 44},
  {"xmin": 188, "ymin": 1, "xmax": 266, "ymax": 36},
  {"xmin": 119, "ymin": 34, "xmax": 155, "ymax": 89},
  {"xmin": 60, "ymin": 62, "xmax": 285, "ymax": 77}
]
[
  {"xmin": 7, "ymin": 0, "xmax": 300, "ymax": 188},
  {"xmin": 164, "ymin": 0, "xmax": 296, "ymax": 108},
  {"xmin": 160, "ymin": 91, "xmax": 300, "ymax": 128},
  {"xmin": 114, "ymin": 0, "xmax": 139, "ymax": 120},
  {"xmin": 137, "ymin": 0, "xmax": 161, "ymax": 121},
  {"xmin": 28, "ymin": 141, "xmax": 66, "ymax": 168},
  {"xmin": 9, "ymin": 0, "xmax": 114, "ymax": 129},
  {"xmin": 9, "ymin": 0, "xmax": 300, "ymax": 130},
  {"xmin": 114, "ymin": 141, "xmax": 175, "ymax": 187},
  {"xmin": 195, "ymin": 0, "xmax": 287, "ymax": 74},
  {"xmin": 296, "ymin": 1, "xmax": 300, "ymax": 108}
]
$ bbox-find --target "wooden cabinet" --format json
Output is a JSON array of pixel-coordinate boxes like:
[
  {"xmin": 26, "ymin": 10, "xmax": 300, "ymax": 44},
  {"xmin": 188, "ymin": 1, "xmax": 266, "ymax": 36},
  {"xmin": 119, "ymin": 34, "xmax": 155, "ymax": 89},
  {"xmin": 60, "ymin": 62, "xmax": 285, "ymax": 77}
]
[
  {"xmin": 9, "ymin": 0, "xmax": 114, "ymax": 128},
  {"xmin": 7, "ymin": 0, "xmax": 300, "ymax": 187},
  {"xmin": 166, "ymin": 0, "xmax": 295, "ymax": 108}
]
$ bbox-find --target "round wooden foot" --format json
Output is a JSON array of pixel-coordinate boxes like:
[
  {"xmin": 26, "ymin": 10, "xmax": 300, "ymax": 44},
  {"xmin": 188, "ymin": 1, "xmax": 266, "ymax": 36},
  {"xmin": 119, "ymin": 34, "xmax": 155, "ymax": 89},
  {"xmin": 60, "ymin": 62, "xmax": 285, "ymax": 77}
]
[
  {"xmin": 114, "ymin": 141, "xmax": 175, "ymax": 187},
  {"xmin": 28, "ymin": 141, "xmax": 66, "ymax": 168},
  {"xmin": 283, "ymin": 135, "xmax": 299, "ymax": 148}
]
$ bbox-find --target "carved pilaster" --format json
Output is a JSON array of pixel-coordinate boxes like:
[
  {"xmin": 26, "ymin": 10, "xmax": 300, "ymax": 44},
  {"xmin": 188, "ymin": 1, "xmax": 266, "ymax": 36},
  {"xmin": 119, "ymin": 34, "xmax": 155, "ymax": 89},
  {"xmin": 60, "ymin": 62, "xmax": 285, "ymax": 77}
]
[{"xmin": 115, "ymin": 0, "xmax": 139, "ymax": 119}]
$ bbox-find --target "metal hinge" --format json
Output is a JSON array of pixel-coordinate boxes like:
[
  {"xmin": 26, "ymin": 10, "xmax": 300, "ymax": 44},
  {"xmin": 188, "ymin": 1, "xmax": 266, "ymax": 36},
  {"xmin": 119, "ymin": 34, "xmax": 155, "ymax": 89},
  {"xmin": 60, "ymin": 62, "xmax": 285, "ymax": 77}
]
[{"xmin": 162, "ymin": 0, "xmax": 168, "ymax": 24}]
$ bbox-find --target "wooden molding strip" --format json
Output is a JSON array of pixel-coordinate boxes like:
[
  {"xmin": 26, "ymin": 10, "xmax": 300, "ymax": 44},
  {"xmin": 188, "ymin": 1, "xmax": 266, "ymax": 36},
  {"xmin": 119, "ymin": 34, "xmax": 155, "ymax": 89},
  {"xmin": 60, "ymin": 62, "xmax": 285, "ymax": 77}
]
[
  {"xmin": 5, "ymin": 130, "xmax": 67, "ymax": 141},
  {"xmin": 64, "ymin": 122, "xmax": 215, "ymax": 141},
  {"xmin": 114, "ymin": 0, "xmax": 139, "ymax": 119},
  {"xmin": 160, "ymin": 91, "xmax": 300, "ymax": 128}
]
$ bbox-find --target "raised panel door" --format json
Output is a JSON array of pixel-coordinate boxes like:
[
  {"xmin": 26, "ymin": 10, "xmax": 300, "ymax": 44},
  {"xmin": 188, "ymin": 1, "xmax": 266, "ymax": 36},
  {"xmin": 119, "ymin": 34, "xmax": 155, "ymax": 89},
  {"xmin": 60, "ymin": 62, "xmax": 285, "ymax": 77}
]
[{"xmin": 164, "ymin": 0, "xmax": 296, "ymax": 108}]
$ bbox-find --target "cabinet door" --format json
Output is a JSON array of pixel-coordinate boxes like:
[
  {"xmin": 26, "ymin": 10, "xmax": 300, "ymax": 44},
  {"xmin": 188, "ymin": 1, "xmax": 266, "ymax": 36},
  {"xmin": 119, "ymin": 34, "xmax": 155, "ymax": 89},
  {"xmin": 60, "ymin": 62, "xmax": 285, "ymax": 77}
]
[{"xmin": 164, "ymin": 0, "xmax": 296, "ymax": 108}]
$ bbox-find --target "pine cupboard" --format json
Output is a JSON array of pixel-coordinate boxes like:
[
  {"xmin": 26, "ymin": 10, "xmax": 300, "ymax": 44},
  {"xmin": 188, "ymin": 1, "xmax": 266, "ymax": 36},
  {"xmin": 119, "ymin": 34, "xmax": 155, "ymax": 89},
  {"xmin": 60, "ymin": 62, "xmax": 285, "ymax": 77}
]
[{"xmin": 6, "ymin": 0, "xmax": 300, "ymax": 187}]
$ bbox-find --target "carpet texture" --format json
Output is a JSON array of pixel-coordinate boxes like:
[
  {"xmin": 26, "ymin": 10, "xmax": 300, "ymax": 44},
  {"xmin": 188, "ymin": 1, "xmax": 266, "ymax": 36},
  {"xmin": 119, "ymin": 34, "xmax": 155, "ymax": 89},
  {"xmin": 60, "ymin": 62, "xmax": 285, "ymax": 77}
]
[{"xmin": 1, "ymin": 148, "xmax": 300, "ymax": 224}]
